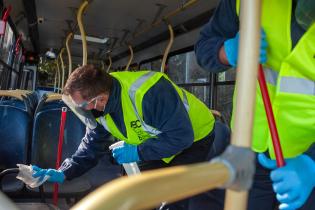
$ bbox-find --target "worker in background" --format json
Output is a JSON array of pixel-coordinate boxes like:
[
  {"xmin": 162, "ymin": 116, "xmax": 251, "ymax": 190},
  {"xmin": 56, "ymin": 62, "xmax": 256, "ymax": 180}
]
[
  {"xmin": 195, "ymin": 0, "xmax": 315, "ymax": 210},
  {"xmin": 31, "ymin": 64, "xmax": 218, "ymax": 209}
]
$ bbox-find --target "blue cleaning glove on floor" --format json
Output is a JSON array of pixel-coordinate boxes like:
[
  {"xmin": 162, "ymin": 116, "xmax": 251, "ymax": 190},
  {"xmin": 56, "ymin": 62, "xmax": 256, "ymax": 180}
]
[
  {"xmin": 258, "ymin": 153, "xmax": 315, "ymax": 210},
  {"xmin": 32, "ymin": 165, "xmax": 65, "ymax": 184},
  {"xmin": 112, "ymin": 142, "xmax": 139, "ymax": 164},
  {"xmin": 224, "ymin": 29, "xmax": 268, "ymax": 67}
]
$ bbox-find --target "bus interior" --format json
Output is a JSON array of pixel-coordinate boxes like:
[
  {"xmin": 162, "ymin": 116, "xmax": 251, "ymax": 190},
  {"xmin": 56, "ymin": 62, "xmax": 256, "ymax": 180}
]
[{"xmin": 0, "ymin": 0, "xmax": 261, "ymax": 209}]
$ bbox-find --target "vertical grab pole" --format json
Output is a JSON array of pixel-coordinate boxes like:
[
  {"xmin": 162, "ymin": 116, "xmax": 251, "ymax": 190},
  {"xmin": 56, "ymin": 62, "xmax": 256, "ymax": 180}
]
[
  {"xmin": 53, "ymin": 107, "xmax": 67, "ymax": 206},
  {"xmin": 106, "ymin": 55, "xmax": 112, "ymax": 72},
  {"xmin": 101, "ymin": 61, "xmax": 105, "ymax": 71},
  {"xmin": 125, "ymin": 44, "xmax": 133, "ymax": 71},
  {"xmin": 160, "ymin": 21, "xmax": 174, "ymax": 73},
  {"xmin": 224, "ymin": 0, "xmax": 262, "ymax": 209},
  {"xmin": 59, "ymin": 48, "xmax": 66, "ymax": 91},
  {"xmin": 66, "ymin": 32, "xmax": 73, "ymax": 77},
  {"xmin": 258, "ymin": 64, "xmax": 285, "ymax": 167},
  {"xmin": 53, "ymin": 71, "xmax": 57, "ymax": 93},
  {"xmin": 77, "ymin": 1, "xmax": 89, "ymax": 66},
  {"xmin": 56, "ymin": 59, "xmax": 61, "ymax": 93}
]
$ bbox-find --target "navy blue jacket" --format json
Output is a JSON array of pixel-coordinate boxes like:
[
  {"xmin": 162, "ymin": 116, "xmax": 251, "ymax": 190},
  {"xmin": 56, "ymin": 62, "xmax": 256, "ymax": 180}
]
[
  {"xmin": 194, "ymin": 0, "xmax": 305, "ymax": 72},
  {"xmin": 60, "ymin": 76, "xmax": 209, "ymax": 180}
]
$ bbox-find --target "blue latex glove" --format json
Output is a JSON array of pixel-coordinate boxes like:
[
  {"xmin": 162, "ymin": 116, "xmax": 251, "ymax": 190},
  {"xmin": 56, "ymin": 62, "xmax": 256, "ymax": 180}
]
[
  {"xmin": 258, "ymin": 153, "xmax": 315, "ymax": 210},
  {"xmin": 32, "ymin": 165, "xmax": 65, "ymax": 184},
  {"xmin": 112, "ymin": 142, "xmax": 139, "ymax": 164},
  {"xmin": 224, "ymin": 29, "xmax": 267, "ymax": 67}
]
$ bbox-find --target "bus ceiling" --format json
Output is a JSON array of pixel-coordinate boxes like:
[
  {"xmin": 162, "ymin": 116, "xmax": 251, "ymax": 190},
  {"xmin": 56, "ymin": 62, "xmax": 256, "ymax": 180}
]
[{"xmin": 6, "ymin": 0, "xmax": 219, "ymax": 66}]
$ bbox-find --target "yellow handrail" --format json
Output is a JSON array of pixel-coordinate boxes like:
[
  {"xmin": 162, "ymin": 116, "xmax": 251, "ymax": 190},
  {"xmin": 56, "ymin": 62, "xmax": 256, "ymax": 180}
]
[
  {"xmin": 125, "ymin": 44, "xmax": 133, "ymax": 71},
  {"xmin": 71, "ymin": 162, "xmax": 230, "ymax": 210},
  {"xmin": 133, "ymin": 0, "xmax": 198, "ymax": 38},
  {"xmin": 0, "ymin": 90, "xmax": 30, "ymax": 101},
  {"xmin": 101, "ymin": 61, "xmax": 105, "ymax": 71},
  {"xmin": 223, "ymin": 0, "xmax": 262, "ymax": 209},
  {"xmin": 59, "ymin": 48, "xmax": 66, "ymax": 91},
  {"xmin": 53, "ymin": 70, "xmax": 57, "ymax": 92},
  {"xmin": 56, "ymin": 59, "xmax": 61, "ymax": 93},
  {"xmin": 66, "ymin": 32, "xmax": 73, "ymax": 77},
  {"xmin": 160, "ymin": 22, "xmax": 174, "ymax": 73},
  {"xmin": 77, "ymin": 0, "xmax": 89, "ymax": 66},
  {"xmin": 106, "ymin": 55, "xmax": 112, "ymax": 72},
  {"xmin": 69, "ymin": 1, "xmax": 262, "ymax": 210},
  {"xmin": 46, "ymin": 93, "xmax": 62, "ymax": 102}
]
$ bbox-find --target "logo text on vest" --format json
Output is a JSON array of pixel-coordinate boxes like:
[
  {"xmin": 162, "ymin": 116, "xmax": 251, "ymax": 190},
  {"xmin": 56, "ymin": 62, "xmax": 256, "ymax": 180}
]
[{"xmin": 130, "ymin": 120, "xmax": 151, "ymax": 142}]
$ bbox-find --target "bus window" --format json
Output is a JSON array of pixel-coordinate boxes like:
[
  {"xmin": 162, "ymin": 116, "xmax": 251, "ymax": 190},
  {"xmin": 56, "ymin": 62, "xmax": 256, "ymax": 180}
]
[
  {"xmin": 1, "ymin": 23, "xmax": 15, "ymax": 65},
  {"xmin": 139, "ymin": 62, "xmax": 151, "ymax": 70},
  {"xmin": 168, "ymin": 51, "xmax": 211, "ymax": 106},
  {"xmin": 215, "ymin": 69, "xmax": 236, "ymax": 125},
  {"xmin": 151, "ymin": 59, "xmax": 162, "ymax": 72}
]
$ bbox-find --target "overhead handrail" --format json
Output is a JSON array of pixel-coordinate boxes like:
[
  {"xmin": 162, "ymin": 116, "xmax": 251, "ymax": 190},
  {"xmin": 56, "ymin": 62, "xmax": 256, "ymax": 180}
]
[
  {"xmin": 160, "ymin": 22, "xmax": 174, "ymax": 73},
  {"xmin": 59, "ymin": 48, "xmax": 66, "ymax": 91},
  {"xmin": 133, "ymin": 0, "xmax": 198, "ymax": 38},
  {"xmin": 124, "ymin": 44, "xmax": 133, "ymax": 71},
  {"xmin": 77, "ymin": 0, "xmax": 89, "ymax": 66},
  {"xmin": 71, "ymin": 162, "xmax": 230, "ymax": 210},
  {"xmin": 66, "ymin": 32, "xmax": 73, "ymax": 77},
  {"xmin": 0, "ymin": 90, "xmax": 30, "ymax": 101},
  {"xmin": 223, "ymin": 0, "xmax": 262, "ymax": 209},
  {"xmin": 108, "ymin": 0, "xmax": 198, "ymax": 54}
]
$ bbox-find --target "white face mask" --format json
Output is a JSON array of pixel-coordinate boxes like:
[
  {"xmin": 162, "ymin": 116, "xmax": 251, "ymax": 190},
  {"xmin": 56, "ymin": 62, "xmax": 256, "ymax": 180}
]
[{"xmin": 295, "ymin": 0, "xmax": 315, "ymax": 30}]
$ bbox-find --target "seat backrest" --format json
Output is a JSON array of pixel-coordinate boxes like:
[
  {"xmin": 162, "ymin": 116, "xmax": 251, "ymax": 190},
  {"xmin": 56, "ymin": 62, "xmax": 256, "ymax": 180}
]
[
  {"xmin": 0, "ymin": 101, "xmax": 31, "ymax": 169},
  {"xmin": 31, "ymin": 100, "xmax": 86, "ymax": 168}
]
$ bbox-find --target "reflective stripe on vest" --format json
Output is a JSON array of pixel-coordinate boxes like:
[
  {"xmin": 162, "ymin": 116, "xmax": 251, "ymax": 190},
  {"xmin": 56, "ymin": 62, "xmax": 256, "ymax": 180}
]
[
  {"xmin": 280, "ymin": 77, "xmax": 315, "ymax": 96},
  {"xmin": 264, "ymin": 67, "xmax": 278, "ymax": 86},
  {"xmin": 129, "ymin": 71, "xmax": 162, "ymax": 136},
  {"xmin": 264, "ymin": 67, "xmax": 315, "ymax": 96}
]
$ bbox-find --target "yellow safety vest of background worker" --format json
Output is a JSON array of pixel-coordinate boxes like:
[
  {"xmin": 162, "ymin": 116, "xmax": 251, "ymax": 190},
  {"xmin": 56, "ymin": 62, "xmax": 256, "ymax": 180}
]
[{"xmin": 97, "ymin": 70, "xmax": 215, "ymax": 163}]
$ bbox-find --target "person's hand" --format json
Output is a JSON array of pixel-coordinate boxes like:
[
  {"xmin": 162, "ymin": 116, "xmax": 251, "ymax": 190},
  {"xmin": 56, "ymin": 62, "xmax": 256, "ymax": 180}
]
[
  {"xmin": 258, "ymin": 153, "xmax": 315, "ymax": 210},
  {"xmin": 223, "ymin": 29, "xmax": 267, "ymax": 67},
  {"xmin": 32, "ymin": 165, "xmax": 65, "ymax": 184},
  {"xmin": 112, "ymin": 142, "xmax": 139, "ymax": 164}
]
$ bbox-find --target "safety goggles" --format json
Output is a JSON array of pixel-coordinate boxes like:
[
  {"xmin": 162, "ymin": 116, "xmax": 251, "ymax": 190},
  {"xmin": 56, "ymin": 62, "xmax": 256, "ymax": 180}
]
[{"xmin": 74, "ymin": 95, "xmax": 101, "ymax": 109}]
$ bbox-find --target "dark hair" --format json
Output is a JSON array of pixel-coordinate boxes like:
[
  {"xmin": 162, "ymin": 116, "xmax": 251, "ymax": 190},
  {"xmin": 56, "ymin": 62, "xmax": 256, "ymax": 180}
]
[{"xmin": 63, "ymin": 65, "xmax": 113, "ymax": 100}]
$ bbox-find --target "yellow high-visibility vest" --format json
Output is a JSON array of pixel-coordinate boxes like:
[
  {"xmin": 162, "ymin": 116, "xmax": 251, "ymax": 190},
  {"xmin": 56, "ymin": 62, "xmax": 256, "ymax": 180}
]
[
  {"xmin": 234, "ymin": 0, "xmax": 315, "ymax": 158},
  {"xmin": 97, "ymin": 71, "xmax": 215, "ymax": 163}
]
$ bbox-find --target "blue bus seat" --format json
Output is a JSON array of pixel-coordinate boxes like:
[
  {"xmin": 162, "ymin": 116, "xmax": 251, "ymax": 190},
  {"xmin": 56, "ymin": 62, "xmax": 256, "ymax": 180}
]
[
  {"xmin": 29, "ymin": 98, "xmax": 91, "ymax": 196},
  {"xmin": 0, "ymin": 100, "xmax": 32, "ymax": 194}
]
